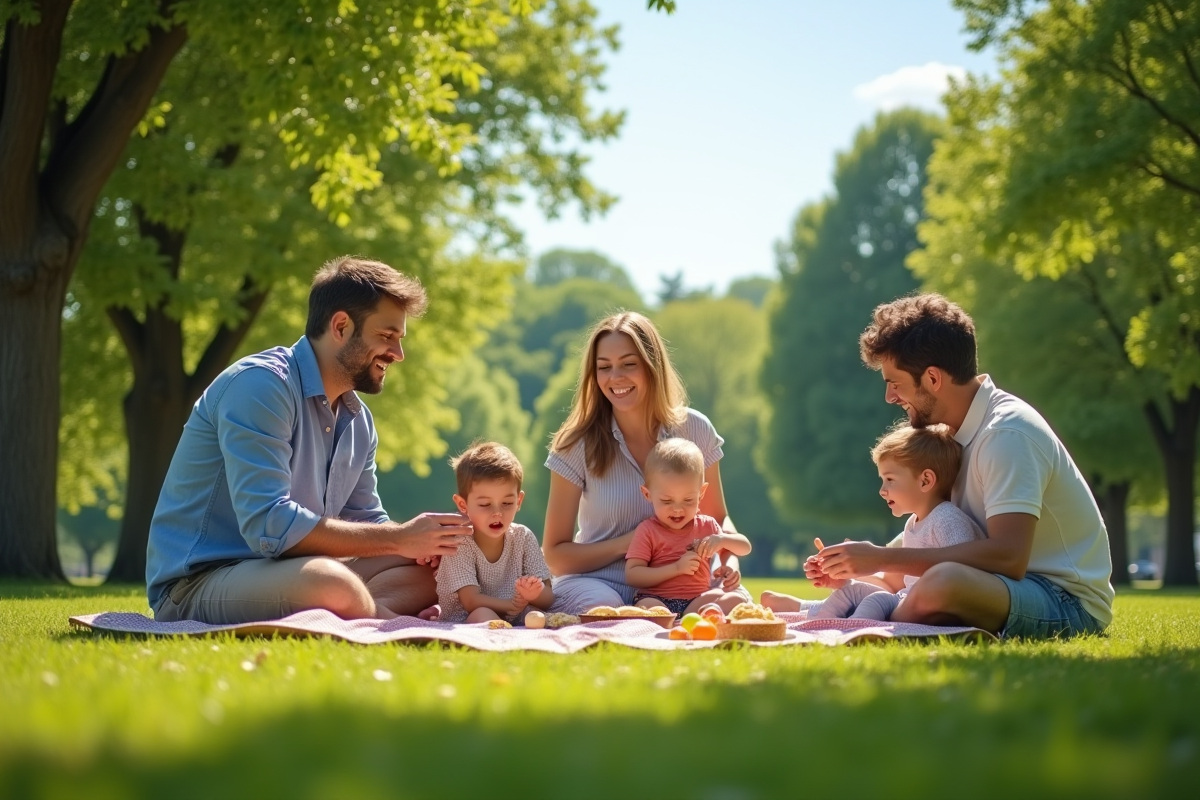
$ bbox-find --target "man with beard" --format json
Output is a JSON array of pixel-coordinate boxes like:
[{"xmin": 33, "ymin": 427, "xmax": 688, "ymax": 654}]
[
  {"xmin": 146, "ymin": 256, "xmax": 473, "ymax": 624},
  {"xmin": 810, "ymin": 293, "xmax": 1114, "ymax": 639}
]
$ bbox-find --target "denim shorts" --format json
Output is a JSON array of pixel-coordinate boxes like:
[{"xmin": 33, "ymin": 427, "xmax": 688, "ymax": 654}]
[{"xmin": 997, "ymin": 572, "xmax": 1105, "ymax": 640}]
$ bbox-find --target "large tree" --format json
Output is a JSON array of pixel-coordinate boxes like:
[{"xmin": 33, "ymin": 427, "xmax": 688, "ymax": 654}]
[
  {"xmin": 759, "ymin": 109, "xmax": 941, "ymax": 539},
  {"xmin": 65, "ymin": 1, "xmax": 622, "ymax": 583},
  {"xmin": 912, "ymin": 126, "xmax": 1164, "ymax": 583},
  {"xmin": 0, "ymin": 0, "xmax": 625, "ymax": 579},
  {"xmin": 946, "ymin": 0, "xmax": 1200, "ymax": 584}
]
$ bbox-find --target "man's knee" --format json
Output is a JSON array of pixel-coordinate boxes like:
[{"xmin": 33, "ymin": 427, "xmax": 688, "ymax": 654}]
[
  {"xmin": 906, "ymin": 563, "xmax": 978, "ymax": 613},
  {"xmin": 296, "ymin": 558, "xmax": 374, "ymax": 618}
]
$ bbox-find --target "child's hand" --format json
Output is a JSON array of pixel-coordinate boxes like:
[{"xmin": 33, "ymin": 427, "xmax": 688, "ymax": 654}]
[
  {"xmin": 674, "ymin": 550, "xmax": 703, "ymax": 576},
  {"xmin": 694, "ymin": 535, "xmax": 725, "ymax": 560},
  {"xmin": 514, "ymin": 575, "xmax": 544, "ymax": 602},
  {"xmin": 712, "ymin": 564, "xmax": 741, "ymax": 590},
  {"xmin": 804, "ymin": 554, "xmax": 845, "ymax": 590},
  {"xmin": 499, "ymin": 593, "xmax": 530, "ymax": 617}
]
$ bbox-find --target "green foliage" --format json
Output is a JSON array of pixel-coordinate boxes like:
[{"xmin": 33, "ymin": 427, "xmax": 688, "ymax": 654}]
[
  {"xmin": 949, "ymin": 0, "xmax": 1200, "ymax": 398},
  {"xmin": 377, "ymin": 353, "xmax": 533, "ymax": 521},
  {"xmin": 726, "ymin": 275, "xmax": 775, "ymax": 308},
  {"xmin": 55, "ymin": 0, "xmax": 624, "ymax": 510},
  {"xmin": 532, "ymin": 248, "xmax": 636, "ymax": 291},
  {"xmin": 913, "ymin": 73, "xmax": 1164, "ymax": 503},
  {"xmin": 483, "ymin": 274, "xmax": 644, "ymax": 412},
  {"xmin": 56, "ymin": 508, "xmax": 120, "ymax": 579},
  {"xmin": 521, "ymin": 352, "xmax": 585, "ymax": 532},
  {"xmin": 2, "ymin": 581, "xmax": 1199, "ymax": 798},
  {"xmin": 937, "ymin": 0, "xmax": 1200, "ymax": 583},
  {"xmin": 760, "ymin": 109, "xmax": 942, "ymax": 535}
]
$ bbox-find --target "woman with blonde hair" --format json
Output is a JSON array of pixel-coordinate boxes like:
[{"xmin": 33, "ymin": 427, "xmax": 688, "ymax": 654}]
[{"xmin": 542, "ymin": 311, "xmax": 750, "ymax": 612}]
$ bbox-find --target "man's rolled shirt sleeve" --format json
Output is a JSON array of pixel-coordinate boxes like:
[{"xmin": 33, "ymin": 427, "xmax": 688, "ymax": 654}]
[
  {"xmin": 978, "ymin": 429, "xmax": 1051, "ymax": 520},
  {"xmin": 215, "ymin": 368, "xmax": 322, "ymax": 557}
]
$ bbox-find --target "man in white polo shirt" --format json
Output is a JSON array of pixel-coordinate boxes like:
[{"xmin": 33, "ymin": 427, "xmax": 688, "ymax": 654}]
[{"xmin": 815, "ymin": 293, "xmax": 1113, "ymax": 638}]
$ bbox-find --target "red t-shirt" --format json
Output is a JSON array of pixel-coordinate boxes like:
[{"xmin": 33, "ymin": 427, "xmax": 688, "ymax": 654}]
[{"xmin": 625, "ymin": 513, "xmax": 722, "ymax": 599}]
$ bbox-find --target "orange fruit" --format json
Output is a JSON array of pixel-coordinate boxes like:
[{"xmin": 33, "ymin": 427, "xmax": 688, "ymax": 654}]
[
  {"xmin": 668, "ymin": 626, "xmax": 692, "ymax": 641},
  {"xmin": 691, "ymin": 620, "xmax": 718, "ymax": 640}
]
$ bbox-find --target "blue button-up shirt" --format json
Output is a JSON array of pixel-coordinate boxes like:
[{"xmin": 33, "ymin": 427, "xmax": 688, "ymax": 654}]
[{"xmin": 146, "ymin": 336, "xmax": 388, "ymax": 611}]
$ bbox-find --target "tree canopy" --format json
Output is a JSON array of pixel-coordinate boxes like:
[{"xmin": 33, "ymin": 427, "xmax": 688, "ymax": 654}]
[
  {"xmin": 483, "ymin": 273, "xmax": 644, "ymax": 412},
  {"xmin": 935, "ymin": 0, "xmax": 1200, "ymax": 584},
  {"xmin": 0, "ymin": 0, "xmax": 627, "ymax": 578},
  {"xmin": 759, "ymin": 109, "xmax": 941, "ymax": 538}
]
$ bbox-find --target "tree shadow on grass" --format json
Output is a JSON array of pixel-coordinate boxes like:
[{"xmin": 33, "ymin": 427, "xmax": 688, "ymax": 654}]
[
  {"xmin": 0, "ymin": 579, "xmax": 144, "ymax": 601},
  {"xmin": 1, "ymin": 647, "xmax": 1197, "ymax": 800}
]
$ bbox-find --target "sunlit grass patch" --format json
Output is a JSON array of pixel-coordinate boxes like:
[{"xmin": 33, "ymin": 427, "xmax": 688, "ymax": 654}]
[{"xmin": 1, "ymin": 579, "xmax": 1197, "ymax": 799}]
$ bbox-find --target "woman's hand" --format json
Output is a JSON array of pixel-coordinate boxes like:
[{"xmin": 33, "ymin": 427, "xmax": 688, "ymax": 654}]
[
  {"xmin": 712, "ymin": 563, "xmax": 741, "ymax": 590},
  {"xmin": 694, "ymin": 534, "xmax": 725, "ymax": 560}
]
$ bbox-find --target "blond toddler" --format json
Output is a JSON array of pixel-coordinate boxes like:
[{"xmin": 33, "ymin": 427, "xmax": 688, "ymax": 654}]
[
  {"xmin": 625, "ymin": 438, "xmax": 752, "ymax": 617},
  {"xmin": 763, "ymin": 424, "xmax": 984, "ymax": 620}
]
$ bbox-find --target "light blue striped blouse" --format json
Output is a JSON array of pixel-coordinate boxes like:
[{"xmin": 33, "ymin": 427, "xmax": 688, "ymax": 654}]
[{"xmin": 544, "ymin": 408, "xmax": 724, "ymax": 587}]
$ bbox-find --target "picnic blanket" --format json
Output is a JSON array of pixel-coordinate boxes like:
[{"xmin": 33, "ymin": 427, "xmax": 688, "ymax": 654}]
[{"xmin": 69, "ymin": 610, "xmax": 995, "ymax": 653}]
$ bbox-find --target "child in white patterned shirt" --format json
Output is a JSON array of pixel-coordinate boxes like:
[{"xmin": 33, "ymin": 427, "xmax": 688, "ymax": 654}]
[
  {"xmin": 762, "ymin": 423, "xmax": 984, "ymax": 620},
  {"xmin": 434, "ymin": 442, "xmax": 555, "ymax": 624}
]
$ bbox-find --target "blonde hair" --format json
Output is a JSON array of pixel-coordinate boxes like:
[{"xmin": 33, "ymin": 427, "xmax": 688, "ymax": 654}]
[
  {"xmin": 550, "ymin": 311, "xmax": 687, "ymax": 476},
  {"xmin": 450, "ymin": 441, "xmax": 524, "ymax": 497},
  {"xmin": 870, "ymin": 423, "xmax": 962, "ymax": 500},
  {"xmin": 644, "ymin": 438, "xmax": 704, "ymax": 484}
]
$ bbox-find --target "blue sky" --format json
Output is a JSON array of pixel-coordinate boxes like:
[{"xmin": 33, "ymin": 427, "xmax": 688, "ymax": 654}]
[{"xmin": 508, "ymin": 0, "xmax": 999, "ymax": 299}]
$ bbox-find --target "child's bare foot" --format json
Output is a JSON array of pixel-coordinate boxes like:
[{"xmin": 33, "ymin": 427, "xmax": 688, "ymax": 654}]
[
  {"xmin": 759, "ymin": 590, "xmax": 803, "ymax": 613},
  {"xmin": 417, "ymin": 604, "xmax": 441, "ymax": 621}
]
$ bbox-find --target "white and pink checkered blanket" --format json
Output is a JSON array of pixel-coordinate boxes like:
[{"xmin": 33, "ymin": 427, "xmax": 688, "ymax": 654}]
[{"xmin": 69, "ymin": 611, "xmax": 994, "ymax": 652}]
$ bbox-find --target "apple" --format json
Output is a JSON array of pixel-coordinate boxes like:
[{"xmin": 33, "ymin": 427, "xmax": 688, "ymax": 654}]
[{"xmin": 680, "ymin": 612, "xmax": 703, "ymax": 632}]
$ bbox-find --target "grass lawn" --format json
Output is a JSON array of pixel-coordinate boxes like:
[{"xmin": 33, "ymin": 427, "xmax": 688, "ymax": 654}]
[{"xmin": 1, "ymin": 578, "xmax": 1198, "ymax": 799}]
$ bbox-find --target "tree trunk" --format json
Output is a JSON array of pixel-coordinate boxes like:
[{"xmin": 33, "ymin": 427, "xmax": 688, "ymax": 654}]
[
  {"xmin": 104, "ymin": 214, "xmax": 267, "ymax": 583},
  {"xmin": 82, "ymin": 544, "xmax": 98, "ymax": 579},
  {"xmin": 0, "ymin": 251, "xmax": 71, "ymax": 579},
  {"xmin": 104, "ymin": 303, "xmax": 191, "ymax": 583},
  {"xmin": 0, "ymin": 6, "xmax": 187, "ymax": 578},
  {"xmin": 1144, "ymin": 390, "xmax": 1200, "ymax": 586},
  {"xmin": 1092, "ymin": 478, "xmax": 1130, "ymax": 587}
]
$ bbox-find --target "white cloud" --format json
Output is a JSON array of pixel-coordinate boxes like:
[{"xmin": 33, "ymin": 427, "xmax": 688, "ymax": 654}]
[{"xmin": 852, "ymin": 62, "xmax": 967, "ymax": 112}]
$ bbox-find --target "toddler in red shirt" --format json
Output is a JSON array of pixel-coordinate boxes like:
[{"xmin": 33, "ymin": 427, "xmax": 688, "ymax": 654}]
[{"xmin": 625, "ymin": 438, "xmax": 753, "ymax": 617}]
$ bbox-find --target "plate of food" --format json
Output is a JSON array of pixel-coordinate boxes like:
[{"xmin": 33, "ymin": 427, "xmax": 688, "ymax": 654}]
[{"xmin": 579, "ymin": 605, "xmax": 677, "ymax": 629}]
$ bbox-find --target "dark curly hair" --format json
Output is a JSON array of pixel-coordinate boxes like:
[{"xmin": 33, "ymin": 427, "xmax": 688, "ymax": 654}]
[{"xmin": 859, "ymin": 293, "xmax": 978, "ymax": 385}]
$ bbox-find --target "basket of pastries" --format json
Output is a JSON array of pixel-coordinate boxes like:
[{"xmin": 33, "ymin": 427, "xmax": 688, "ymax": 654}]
[
  {"xmin": 579, "ymin": 605, "xmax": 677, "ymax": 629},
  {"xmin": 713, "ymin": 602, "xmax": 788, "ymax": 642}
]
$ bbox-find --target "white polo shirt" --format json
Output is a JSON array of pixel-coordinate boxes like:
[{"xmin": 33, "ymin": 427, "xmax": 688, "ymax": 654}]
[{"xmin": 953, "ymin": 376, "xmax": 1114, "ymax": 627}]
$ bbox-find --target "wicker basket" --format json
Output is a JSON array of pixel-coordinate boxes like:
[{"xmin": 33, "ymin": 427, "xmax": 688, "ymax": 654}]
[{"xmin": 715, "ymin": 618, "xmax": 788, "ymax": 642}]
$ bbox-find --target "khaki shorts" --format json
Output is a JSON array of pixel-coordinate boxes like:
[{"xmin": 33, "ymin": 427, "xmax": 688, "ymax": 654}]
[{"xmin": 155, "ymin": 555, "xmax": 412, "ymax": 625}]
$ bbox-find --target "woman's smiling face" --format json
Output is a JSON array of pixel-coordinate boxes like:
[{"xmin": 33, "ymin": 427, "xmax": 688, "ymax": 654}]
[{"xmin": 595, "ymin": 332, "xmax": 648, "ymax": 413}]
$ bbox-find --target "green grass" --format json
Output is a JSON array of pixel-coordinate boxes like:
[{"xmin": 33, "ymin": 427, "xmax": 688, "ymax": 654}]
[{"xmin": 2, "ymin": 579, "xmax": 1198, "ymax": 799}]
